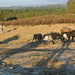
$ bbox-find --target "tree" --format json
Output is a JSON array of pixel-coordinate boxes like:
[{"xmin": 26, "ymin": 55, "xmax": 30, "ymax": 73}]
[
  {"xmin": 0, "ymin": 10, "xmax": 4, "ymax": 21},
  {"xmin": 66, "ymin": 0, "xmax": 75, "ymax": 13}
]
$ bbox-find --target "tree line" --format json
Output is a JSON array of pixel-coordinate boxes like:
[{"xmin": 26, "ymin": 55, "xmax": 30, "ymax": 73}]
[
  {"xmin": 0, "ymin": 8, "xmax": 66, "ymax": 21},
  {"xmin": 0, "ymin": 0, "xmax": 75, "ymax": 25}
]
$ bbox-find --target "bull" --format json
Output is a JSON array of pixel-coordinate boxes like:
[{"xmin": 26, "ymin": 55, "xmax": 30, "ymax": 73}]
[
  {"xmin": 32, "ymin": 33, "xmax": 42, "ymax": 42},
  {"xmin": 43, "ymin": 32, "xmax": 61, "ymax": 44}
]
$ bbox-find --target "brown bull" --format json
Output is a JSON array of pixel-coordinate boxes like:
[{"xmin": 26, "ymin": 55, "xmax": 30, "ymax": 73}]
[{"xmin": 60, "ymin": 27, "xmax": 72, "ymax": 33}]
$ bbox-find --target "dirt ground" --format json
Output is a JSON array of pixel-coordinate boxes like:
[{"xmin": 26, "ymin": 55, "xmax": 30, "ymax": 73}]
[{"xmin": 0, "ymin": 24, "xmax": 75, "ymax": 75}]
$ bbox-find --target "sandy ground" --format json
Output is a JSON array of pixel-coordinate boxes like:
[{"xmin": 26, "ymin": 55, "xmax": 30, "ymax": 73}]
[{"xmin": 0, "ymin": 24, "xmax": 75, "ymax": 75}]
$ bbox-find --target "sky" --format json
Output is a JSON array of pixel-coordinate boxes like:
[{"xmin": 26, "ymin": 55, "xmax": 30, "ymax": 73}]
[{"xmin": 0, "ymin": 0, "xmax": 68, "ymax": 7}]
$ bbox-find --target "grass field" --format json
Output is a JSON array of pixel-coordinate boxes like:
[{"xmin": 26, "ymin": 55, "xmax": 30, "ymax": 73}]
[{"xmin": 0, "ymin": 24, "xmax": 75, "ymax": 75}]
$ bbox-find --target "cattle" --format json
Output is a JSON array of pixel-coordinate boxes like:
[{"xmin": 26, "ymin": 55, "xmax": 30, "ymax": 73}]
[
  {"xmin": 61, "ymin": 32, "xmax": 71, "ymax": 42},
  {"xmin": 43, "ymin": 32, "xmax": 61, "ymax": 44},
  {"xmin": 32, "ymin": 33, "xmax": 42, "ymax": 42},
  {"xmin": 60, "ymin": 27, "xmax": 73, "ymax": 42},
  {"xmin": 60, "ymin": 27, "xmax": 72, "ymax": 34},
  {"xmin": 61, "ymin": 30, "xmax": 75, "ymax": 42},
  {"xmin": 0, "ymin": 25, "xmax": 3, "ymax": 34},
  {"xmin": 70, "ymin": 30, "xmax": 75, "ymax": 42}
]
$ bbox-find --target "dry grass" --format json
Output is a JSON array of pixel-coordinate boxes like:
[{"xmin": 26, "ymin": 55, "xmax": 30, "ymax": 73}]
[{"xmin": 0, "ymin": 24, "xmax": 75, "ymax": 74}]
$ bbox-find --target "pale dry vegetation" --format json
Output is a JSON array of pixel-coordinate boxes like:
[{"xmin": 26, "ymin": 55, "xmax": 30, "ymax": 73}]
[{"xmin": 0, "ymin": 24, "xmax": 75, "ymax": 75}]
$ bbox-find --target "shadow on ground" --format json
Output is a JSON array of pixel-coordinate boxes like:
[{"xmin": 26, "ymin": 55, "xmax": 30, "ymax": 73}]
[
  {"xmin": 7, "ymin": 27, "xmax": 18, "ymax": 32},
  {"xmin": 0, "ymin": 35, "xmax": 19, "ymax": 44},
  {"xmin": 0, "ymin": 39, "xmax": 75, "ymax": 75}
]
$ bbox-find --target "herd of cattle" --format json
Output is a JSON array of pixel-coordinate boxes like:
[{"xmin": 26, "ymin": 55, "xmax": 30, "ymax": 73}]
[
  {"xmin": 32, "ymin": 27, "xmax": 75, "ymax": 44},
  {"xmin": 0, "ymin": 24, "xmax": 75, "ymax": 44}
]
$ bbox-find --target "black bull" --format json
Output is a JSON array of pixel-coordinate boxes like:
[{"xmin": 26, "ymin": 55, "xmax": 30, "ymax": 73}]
[
  {"xmin": 32, "ymin": 33, "xmax": 42, "ymax": 42},
  {"xmin": 61, "ymin": 30, "xmax": 75, "ymax": 42},
  {"xmin": 43, "ymin": 32, "xmax": 61, "ymax": 44}
]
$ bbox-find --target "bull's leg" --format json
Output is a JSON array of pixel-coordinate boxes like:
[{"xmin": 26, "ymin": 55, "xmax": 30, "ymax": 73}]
[
  {"xmin": 52, "ymin": 40, "xmax": 55, "ymax": 44},
  {"xmin": 62, "ymin": 38, "xmax": 66, "ymax": 43},
  {"xmin": 42, "ymin": 40, "xmax": 46, "ymax": 44},
  {"xmin": 61, "ymin": 37, "xmax": 63, "ymax": 42},
  {"xmin": 67, "ymin": 36, "xmax": 70, "ymax": 41},
  {"xmin": 72, "ymin": 36, "xmax": 74, "ymax": 42},
  {"xmin": 32, "ymin": 38, "xmax": 35, "ymax": 42},
  {"xmin": 68, "ymin": 37, "xmax": 70, "ymax": 40}
]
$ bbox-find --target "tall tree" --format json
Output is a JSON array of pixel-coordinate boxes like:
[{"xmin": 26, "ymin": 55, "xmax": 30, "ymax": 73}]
[
  {"xmin": 0, "ymin": 10, "xmax": 5, "ymax": 21},
  {"xmin": 66, "ymin": 0, "xmax": 75, "ymax": 13}
]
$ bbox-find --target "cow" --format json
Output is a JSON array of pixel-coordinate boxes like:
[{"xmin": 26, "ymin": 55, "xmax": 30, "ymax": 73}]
[
  {"xmin": 0, "ymin": 25, "xmax": 3, "ymax": 34},
  {"xmin": 70, "ymin": 30, "xmax": 75, "ymax": 42},
  {"xmin": 43, "ymin": 32, "xmax": 61, "ymax": 44},
  {"xmin": 60, "ymin": 27, "xmax": 73, "ymax": 42},
  {"xmin": 32, "ymin": 33, "xmax": 42, "ymax": 42},
  {"xmin": 61, "ymin": 32, "xmax": 71, "ymax": 42},
  {"xmin": 60, "ymin": 27, "xmax": 72, "ymax": 34},
  {"xmin": 61, "ymin": 30, "xmax": 75, "ymax": 42}
]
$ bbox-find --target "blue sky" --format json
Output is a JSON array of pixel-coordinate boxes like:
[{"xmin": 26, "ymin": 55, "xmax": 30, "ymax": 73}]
[{"xmin": 0, "ymin": 0, "xmax": 68, "ymax": 7}]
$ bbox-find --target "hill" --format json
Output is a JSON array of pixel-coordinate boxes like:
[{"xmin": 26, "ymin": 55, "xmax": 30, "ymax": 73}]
[{"xmin": 0, "ymin": 4, "xmax": 67, "ymax": 10}]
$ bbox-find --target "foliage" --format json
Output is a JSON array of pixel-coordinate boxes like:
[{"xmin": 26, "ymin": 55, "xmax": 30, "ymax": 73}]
[
  {"xmin": 66, "ymin": 0, "xmax": 75, "ymax": 13},
  {"xmin": 0, "ymin": 10, "xmax": 5, "ymax": 21},
  {"xmin": 0, "ymin": 8, "xmax": 66, "ymax": 21},
  {"xmin": 0, "ymin": 3, "xmax": 75, "ymax": 25},
  {"xmin": 0, "ymin": 14, "xmax": 75, "ymax": 26}
]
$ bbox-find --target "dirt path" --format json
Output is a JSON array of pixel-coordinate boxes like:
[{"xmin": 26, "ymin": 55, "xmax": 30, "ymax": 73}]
[{"xmin": 0, "ymin": 24, "xmax": 75, "ymax": 75}]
